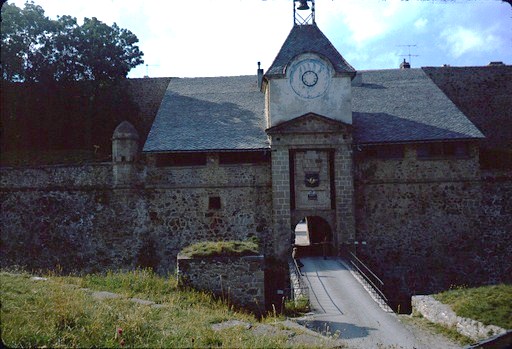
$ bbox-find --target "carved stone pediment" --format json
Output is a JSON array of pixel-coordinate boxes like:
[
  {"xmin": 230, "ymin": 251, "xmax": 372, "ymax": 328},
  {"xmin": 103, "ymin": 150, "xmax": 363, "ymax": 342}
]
[{"xmin": 265, "ymin": 113, "xmax": 351, "ymax": 135}]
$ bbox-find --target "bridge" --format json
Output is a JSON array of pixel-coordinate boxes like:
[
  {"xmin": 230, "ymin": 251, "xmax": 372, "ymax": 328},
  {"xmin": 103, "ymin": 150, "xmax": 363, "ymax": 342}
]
[{"xmin": 293, "ymin": 257, "xmax": 459, "ymax": 349}]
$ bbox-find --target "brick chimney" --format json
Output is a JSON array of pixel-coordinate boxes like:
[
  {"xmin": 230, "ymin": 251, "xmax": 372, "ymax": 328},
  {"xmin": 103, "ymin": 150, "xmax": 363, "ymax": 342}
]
[
  {"xmin": 400, "ymin": 59, "xmax": 411, "ymax": 69},
  {"xmin": 257, "ymin": 62, "xmax": 264, "ymax": 89}
]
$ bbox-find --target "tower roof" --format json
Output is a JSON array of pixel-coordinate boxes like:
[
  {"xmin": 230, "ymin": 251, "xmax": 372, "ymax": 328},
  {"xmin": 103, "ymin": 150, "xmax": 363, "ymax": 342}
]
[
  {"xmin": 265, "ymin": 24, "xmax": 355, "ymax": 78},
  {"xmin": 113, "ymin": 121, "xmax": 139, "ymax": 140}
]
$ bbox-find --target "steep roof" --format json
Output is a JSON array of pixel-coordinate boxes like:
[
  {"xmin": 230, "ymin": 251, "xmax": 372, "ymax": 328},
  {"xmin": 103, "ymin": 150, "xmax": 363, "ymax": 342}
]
[
  {"xmin": 143, "ymin": 69, "xmax": 484, "ymax": 152},
  {"xmin": 143, "ymin": 76, "xmax": 269, "ymax": 152},
  {"xmin": 265, "ymin": 24, "xmax": 355, "ymax": 78},
  {"xmin": 352, "ymin": 68, "xmax": 484, "ymax": 144},
  {"xmin": 424, "ymin": 65, "xmax": 512, "ymax": 151}
]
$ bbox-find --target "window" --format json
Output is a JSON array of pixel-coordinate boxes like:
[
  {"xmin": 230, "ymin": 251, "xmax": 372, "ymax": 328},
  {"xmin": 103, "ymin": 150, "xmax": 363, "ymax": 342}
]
[
  {"xmin": 359, "ymin": 144, "xmax": 404, "ymax": 159},
  {"xmin": 208, "ymin": 196, "xmax": 221, "ymax": 210},
  {"xmin": 417, "ymin": 142, "xmax": 470, "ymax": 159},
  {"xmin": 218, "ymin": 151, "xmax": 270, "ymax": 165},
  {"xmin": 155, "ymin": 153, "xmax": 207, "ymax": 167}
]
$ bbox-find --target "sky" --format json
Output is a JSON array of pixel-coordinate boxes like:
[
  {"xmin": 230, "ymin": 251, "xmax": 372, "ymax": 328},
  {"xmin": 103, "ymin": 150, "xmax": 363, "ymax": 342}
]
[{"xmin": 7, "ymin": 0, "xmax": 512, "ymax": 78}]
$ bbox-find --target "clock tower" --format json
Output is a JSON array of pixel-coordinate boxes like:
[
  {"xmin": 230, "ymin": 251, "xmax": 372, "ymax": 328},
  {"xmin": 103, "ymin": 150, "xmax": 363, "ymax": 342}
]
[{"xmin": 263, "ymin": 0, "xmax": 356, "ymax": 259}]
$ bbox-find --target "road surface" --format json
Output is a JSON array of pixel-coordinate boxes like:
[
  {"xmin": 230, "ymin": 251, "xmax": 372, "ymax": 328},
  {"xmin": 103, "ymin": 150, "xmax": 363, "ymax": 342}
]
[
  {"xmin": 294, "ymin": 221, "xmax": 310, "ymax": 246},
  {"xmin": 298, "ymin": 257, "xmax": 456, "ymax": 349}
]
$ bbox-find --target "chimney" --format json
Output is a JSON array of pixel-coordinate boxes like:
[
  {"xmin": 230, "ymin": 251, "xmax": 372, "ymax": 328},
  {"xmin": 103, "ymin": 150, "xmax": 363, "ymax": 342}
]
[
  {"xmin": 400, "ymin": 59, "xmax": 411, "ymax": 69},
  {"xmin": 257, "ymin": 61, "xmax": 264, "ymax": 89}
]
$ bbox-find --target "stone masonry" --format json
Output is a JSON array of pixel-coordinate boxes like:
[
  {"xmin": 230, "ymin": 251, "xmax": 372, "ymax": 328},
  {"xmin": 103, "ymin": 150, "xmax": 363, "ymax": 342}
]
[{"xmin": 177, "ymin": 254, "xmax": 265, "ymax": 315}]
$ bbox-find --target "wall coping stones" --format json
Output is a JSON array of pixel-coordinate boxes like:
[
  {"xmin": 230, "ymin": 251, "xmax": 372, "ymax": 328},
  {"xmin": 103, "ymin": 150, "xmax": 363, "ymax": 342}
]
[{"xmin": 411, "ymin": 295, "xmax": 507, "ymax": 341}]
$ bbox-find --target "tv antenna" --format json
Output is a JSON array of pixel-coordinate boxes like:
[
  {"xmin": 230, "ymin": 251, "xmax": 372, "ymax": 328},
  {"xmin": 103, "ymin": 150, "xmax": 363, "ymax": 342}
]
[
  {"xmin": 144, "ymin": 63, "xmax": 160, "ymax": 78},
  {"xmin": 398, "ymin": 44, "xmax": 419, "ymax": 66}
]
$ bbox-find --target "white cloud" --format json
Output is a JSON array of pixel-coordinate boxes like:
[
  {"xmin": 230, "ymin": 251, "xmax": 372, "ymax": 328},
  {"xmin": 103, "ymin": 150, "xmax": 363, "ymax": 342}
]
[
  {"xmin": 7, "ymin": 0, "xmax": 512, "ymax": 75},
  {"xmin": 414, "ymin": 18, "xmax": 428, "ymax": 30},
  {"xmin": 441, "ymin": 26, "xmax": 501, "ymax": 58}
]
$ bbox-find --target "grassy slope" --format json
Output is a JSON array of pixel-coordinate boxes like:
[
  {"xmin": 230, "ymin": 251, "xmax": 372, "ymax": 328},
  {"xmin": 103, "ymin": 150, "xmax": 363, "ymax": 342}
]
[
  {"xmin": 434, "ymin": 284, "xmax": 512, "ymax": 330},
  {"xmin": 0, "ymin": 270, "xmax": 299, "ymax": 348}
]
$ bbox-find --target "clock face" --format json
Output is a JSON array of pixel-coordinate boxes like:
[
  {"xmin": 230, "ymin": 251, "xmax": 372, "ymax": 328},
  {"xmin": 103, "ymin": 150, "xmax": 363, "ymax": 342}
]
[{"xmin": 289, "ymin": 58, "xmax": 330, "ymax": 99}]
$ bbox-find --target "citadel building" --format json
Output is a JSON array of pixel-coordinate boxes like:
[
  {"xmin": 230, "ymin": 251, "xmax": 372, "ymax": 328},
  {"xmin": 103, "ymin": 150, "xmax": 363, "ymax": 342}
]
[{"xmin": 1, "ymin": 1, "xmax": 510, "ymax": 310}]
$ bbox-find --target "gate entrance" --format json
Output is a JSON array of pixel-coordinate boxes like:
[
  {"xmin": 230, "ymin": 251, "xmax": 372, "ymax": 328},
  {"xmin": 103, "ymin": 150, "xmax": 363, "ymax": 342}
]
[{"xmin": 293, "ymin": 216, "xmax": 332, "ymax": 257}]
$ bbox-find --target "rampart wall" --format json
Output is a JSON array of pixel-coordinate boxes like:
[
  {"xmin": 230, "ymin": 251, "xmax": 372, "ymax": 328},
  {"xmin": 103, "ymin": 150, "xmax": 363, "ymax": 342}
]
[
  {"xmin": 0, "ymin": 160, "xmax": 273, "ymax": 273},
  {"xmin": 1, "ymin": 145, "xmax": 509, "ymax": 308},
  {"xmin": 354, "ymin": 145, "xmax": 512, "ymax": 307}
]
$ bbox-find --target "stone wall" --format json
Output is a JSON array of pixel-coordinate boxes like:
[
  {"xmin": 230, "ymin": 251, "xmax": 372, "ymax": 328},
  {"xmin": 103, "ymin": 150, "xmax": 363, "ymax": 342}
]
[
  {"xmin": 0, "ymin": 163, "xmax": 113, "ymax": 189},
  {"xmin": 353, "ymin": 144, "xmax": 512, "ymax": 308},
  {"xmin": 267, "ymin": 114, "xmax": 355, "ymax": 259},
  {"xmin": 0, "ymin": 159, "xmax": 273, "ymax": 273},
  {"xmin": 177, "ymin": 254, "xmax": 265, "ymax": 315},
  {"xmin": 412, "ymin": 295, "xmax": 507, "ymax": 341}
]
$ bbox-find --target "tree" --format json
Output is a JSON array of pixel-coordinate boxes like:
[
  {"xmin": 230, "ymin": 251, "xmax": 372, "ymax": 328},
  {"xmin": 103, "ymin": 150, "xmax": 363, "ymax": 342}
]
[{"xmin": 1, "ymin": 1, "xmax": 144, "ymax": 82}]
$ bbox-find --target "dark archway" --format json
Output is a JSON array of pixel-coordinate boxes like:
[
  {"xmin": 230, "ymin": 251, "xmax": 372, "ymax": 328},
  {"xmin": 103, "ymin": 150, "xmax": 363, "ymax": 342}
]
[{"xmin": 292, "ymin": 216, "xmax": 332, "ymax": 257}]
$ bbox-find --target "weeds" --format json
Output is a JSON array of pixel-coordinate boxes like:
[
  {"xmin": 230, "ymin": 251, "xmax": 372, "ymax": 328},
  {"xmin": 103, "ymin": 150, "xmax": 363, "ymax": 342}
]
[
  {"xmin": 180, "ymin": 238, "xmax": 259, "ymax": 258},
  {"xmin": 434, "ymin": 284, "xmax": 512, "ymax": 329},
  {"xmin": 0, "ymin": 269, "xmax": 297, "ymax": 348}
]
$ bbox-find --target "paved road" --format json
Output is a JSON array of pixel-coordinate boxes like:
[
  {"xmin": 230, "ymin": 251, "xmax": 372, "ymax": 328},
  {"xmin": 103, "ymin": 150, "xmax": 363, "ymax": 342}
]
[
  {"xmin": 294, "ymin": 222, "xmax": 310, "ymax": 246},
  {"xmin": 298, "ymin": 257, "xmax": 427, "ymax": 349}
]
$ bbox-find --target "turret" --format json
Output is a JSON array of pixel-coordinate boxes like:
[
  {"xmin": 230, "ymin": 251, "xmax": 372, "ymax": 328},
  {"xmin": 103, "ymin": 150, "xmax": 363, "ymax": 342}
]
[{"xmin": 112, "ymin": 121, "xmax": 139, "ymax": 187}]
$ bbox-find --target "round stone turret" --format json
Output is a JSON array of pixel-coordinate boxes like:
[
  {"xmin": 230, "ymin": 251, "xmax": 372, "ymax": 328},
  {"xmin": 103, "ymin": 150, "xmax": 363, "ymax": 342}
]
[
  {"xmin": 112, "ymin": 121, "xmax": 139, "ymax": 163},
  {"xmin": 112, "ymin": 121, "xmax": 139, "ymax": 187}
]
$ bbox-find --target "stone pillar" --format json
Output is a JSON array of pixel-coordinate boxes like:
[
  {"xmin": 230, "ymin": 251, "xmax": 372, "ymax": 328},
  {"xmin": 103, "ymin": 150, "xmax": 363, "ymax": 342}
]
[
  {"xmin": 334, "ymin": 142, "xmax": 356, "ymax": 247},
  {"xmin": 270, "ymin": 144, "xmax": 292, "ymax": 259}
]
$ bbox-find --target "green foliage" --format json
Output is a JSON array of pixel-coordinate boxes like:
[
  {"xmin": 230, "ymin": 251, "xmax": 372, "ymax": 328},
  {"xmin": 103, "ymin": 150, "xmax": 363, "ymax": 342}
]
[
  {"xmin": 434, "ymin": 284, "xmax": 512, "ymax": 329},
  {"xmin": 180, "ymin": 238, "xmax": 260, "ymax": 258},
  {"xmin": 0, "ymin": 79, "xmax": 142, "ymax": 163},
  {"xmin": 284, "ymin": 297, "xmax": 310, "ymax": 317},
  {"xmin": 1, "ymin": 270, "xmax": 299, "ymax": 348},
  {"xmin": 1, "ymin": 1, "xmax": 143, "ymax": 82}
]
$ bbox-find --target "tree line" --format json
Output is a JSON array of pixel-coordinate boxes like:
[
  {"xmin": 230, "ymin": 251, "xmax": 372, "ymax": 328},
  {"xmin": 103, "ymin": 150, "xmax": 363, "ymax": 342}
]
[{"xmin": 1, "ymin": 1, "xmax": 144, "ymax": 82}]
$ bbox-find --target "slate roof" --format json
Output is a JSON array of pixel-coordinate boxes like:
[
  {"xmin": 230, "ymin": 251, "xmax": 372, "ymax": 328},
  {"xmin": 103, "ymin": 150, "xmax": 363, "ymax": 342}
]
[
  {"xmin": 143, "ymin": 76, "xmax": 269, "ymax": 152},
  {"xmin": 143, "ymin": 69, "xmax": 485, "ymax": 152},
  {"xmin": 424, "ymin": 65, "xmax": 512, "ymax": 151},
  {"xmin": 265, "ymin": 24, "xmax": 355, "ymax": 77},
  {"xmin": 352, "ymin": 68, "xmax": 484, "ymax": 144}
]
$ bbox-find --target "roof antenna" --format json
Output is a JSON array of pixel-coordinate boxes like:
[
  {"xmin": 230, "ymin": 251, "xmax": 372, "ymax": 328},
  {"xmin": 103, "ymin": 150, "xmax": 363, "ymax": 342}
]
[{"xmin": 397, "ymin": 44, "xmax": 419, "ymax": 68}]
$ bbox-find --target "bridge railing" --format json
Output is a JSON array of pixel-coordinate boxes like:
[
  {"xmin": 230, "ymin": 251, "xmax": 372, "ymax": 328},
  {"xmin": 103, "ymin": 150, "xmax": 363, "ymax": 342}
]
[
  {"xmin": 288, "ymin": 258, "xmax": 310, "ymax": 304},
  {"xmin": 347, "ymin": 251, "xmax": 388, "ymax": 304}
]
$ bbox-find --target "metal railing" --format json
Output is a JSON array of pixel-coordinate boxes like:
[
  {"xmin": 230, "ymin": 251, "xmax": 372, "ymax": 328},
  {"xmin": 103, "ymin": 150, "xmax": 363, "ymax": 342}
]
[{"xmin": 348, "ymin": 251, "xmax": 388, "ymax": 303}]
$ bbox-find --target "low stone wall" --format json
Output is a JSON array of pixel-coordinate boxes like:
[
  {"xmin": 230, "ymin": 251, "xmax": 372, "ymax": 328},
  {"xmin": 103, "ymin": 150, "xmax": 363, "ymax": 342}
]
[
  {"xmin": 411, "ymin": 295, "xmax": 507, "ymax": 341},
  {"xmin": 177, "ymin": 254, "xmax": 265, "ymax": 315}
]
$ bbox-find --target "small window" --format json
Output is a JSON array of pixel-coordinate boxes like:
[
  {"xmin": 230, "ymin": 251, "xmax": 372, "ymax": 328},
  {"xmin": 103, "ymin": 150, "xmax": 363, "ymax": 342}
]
[
  {"xmin": 155, "ymin": 153, "xmax": 207, "ymax": 167},
  {"xmin": 208, "ymin": 196, "xmax": 221, "ymax": 210}
]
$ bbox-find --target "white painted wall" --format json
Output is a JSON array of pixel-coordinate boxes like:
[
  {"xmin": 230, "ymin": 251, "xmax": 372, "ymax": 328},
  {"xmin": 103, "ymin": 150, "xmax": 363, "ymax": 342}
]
[{"xmin": 265, "ymin": 53, "xmax": 353, "ymax": 128}]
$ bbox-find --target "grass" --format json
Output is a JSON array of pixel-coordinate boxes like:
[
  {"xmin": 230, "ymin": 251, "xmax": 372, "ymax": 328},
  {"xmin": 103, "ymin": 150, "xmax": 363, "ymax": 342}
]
[
  {"xmin": 0, "ymin": 269, "xmax": 310, "ymax": 348},
  {"xmin": 433, "ymin": 284, "xmax": 512, "ymax": 329},
  {"xmin": 180, "ymin": 238, "xmax": 259, "ymax": 258},
  {"xmin": 283, "ymin": 297, "xmax": 310, "ymax": 317}
]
